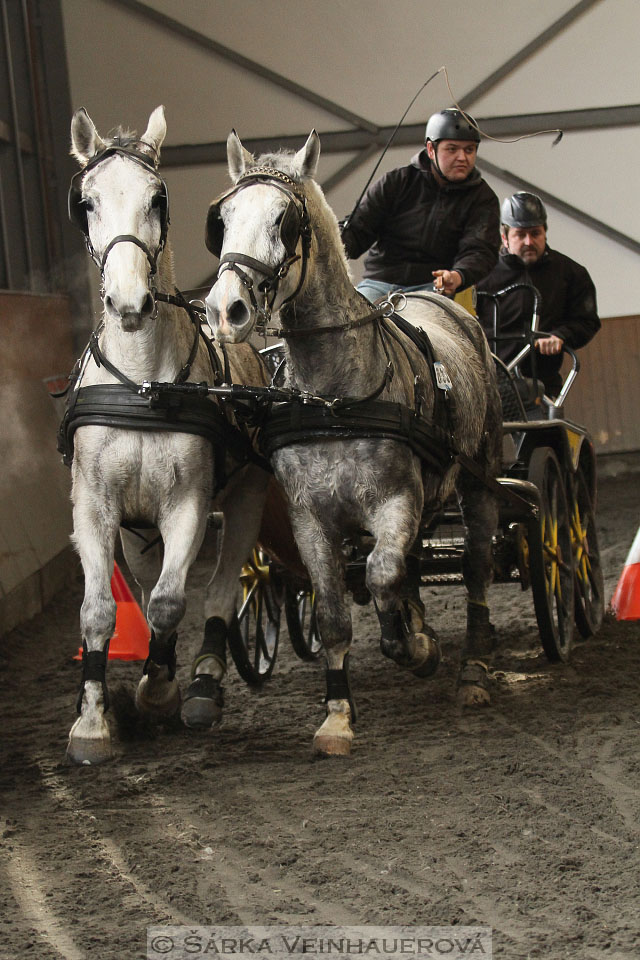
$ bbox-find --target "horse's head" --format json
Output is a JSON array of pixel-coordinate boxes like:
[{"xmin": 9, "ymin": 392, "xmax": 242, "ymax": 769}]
[
  {"xmin": 69, "ymin": 106, "xmax": 169, "ymax": 332},
  {"xmin": 204, "ymin": 130, "xmax": 320, "ymax": 342}
]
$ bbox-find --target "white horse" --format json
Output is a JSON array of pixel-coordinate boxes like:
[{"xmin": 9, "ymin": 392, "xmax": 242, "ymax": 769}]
[
  {"xmin": 66, "ymin": 107, "xmax": 270, "ymax": 764},
  {"xmin": 204, "ymin": 132, "xmax": 503, "ymax": 757}
]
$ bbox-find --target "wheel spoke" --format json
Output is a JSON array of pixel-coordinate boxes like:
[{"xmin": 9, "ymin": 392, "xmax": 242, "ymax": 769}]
[
  {"xmin": 527, "ymin": 446, "xmax": 575, "ymax": 661},
  {"xmin": 238, "ymin": 580, "xmax": 258, "ymax": 620}
]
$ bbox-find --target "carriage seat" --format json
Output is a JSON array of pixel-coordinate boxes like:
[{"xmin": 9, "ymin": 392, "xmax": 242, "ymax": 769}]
[{"xmin": 513, "ymin": 376, "xmax": 546, "ymax": 411}]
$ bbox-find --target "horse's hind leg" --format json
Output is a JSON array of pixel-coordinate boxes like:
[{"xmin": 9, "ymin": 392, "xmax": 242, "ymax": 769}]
[
  {"xmin": 119, "ymin": 527, "xmax": 163, "ymax": 614},
  {"xmin": 67, "ymin": 495, "xmax": 120, "ymax": 765},
  {"xmin": 456, "ymin": 471, "xmax": 500, "ymax": 707},
  {"xmin": 135, "ymin": 496, "xmax": 208, "ymax": 720},
  {"xmin": 182, "ymin": 465, "xmax": 269, "ymax": 729}
]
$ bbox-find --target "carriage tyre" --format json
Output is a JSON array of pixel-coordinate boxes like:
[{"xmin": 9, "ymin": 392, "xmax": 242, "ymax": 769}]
[
  {"xmin": 569, "ymin": 468, "xmax": 605, "ymax": 639},
  {"xmin": 284, "ymin": 585, "xmax": 323, "ymax": 661},
  {"xmin": 527, "ymin": 446, "xmax": 575, "ymax": 663},
  {"xmin": 228, "ymin": 549, "xmax": 282, "ymax": 686}
]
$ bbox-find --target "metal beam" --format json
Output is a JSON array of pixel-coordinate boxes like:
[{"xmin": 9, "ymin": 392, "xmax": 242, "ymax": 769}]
[
  {"xmin": 459, "ymin": 0, "xmax": 604, "ymax": 109},
  {"xmin": 320, "ymin": 144, "xmax": 380, "ymax": 194},
  {"xmin": 105, "ymin": 0, "xmax": 379, "ymax": 135},
  {"xmin": 160, "ymin": 104, "xmax": 640, "ymax": 168},
  {"xmin": 476, "ymin": 157, "xmax": 640, "ymax": 256}
]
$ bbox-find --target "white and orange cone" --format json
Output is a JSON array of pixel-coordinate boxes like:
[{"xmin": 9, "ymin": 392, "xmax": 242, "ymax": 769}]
[
  {"xmin": 74, "ymin": 563, "xmax": 150, "ymax": 660},
  {"xmin": 611, "ymin": 526, "xmax": 640, "ymax": 620}
]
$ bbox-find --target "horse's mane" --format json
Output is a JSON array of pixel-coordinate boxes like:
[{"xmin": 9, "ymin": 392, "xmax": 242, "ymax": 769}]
[
  {"xmin": 105, "ymin": 126, "xmax": 138, "ymax": 148},
  {"xmin": 101, "ymin": 127, "xmax": 160, "ymax": 166}
]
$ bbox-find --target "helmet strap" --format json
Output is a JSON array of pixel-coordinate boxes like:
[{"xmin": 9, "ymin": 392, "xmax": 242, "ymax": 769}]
[{"xmin": 429, "ymin": 142, "xmax": 453, "ymax": 184}]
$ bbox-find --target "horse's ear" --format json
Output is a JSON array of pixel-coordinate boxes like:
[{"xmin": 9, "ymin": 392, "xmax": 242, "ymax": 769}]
[
  {"xmin": 294, "ymin": 130, "xmax": 320, "ymax": 178},
  {"xmin": 70, "ymin": 108, "xmax": 106, "ymax": 165},
  {"xmin": 227, "ymin": 130, "xmax": 254, "ymax": 182},
  {"xmin": 141, "ymin": 105, "xmax": 167, "ymax": 163}
]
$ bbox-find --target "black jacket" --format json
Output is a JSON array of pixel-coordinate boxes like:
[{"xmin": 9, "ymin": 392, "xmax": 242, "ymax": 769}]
[
  {"xmin": 477, "ymin": 245, "xmax": 600, "ymax": 392},
  {"xmin": 341, "ymin": 149, "xmax": 500, "ymax": 289}
]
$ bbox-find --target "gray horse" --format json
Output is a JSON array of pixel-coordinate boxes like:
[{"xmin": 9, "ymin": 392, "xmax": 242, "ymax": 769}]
[
  {"xmin": 66, "ymin": 108, "xmax": 271, "ymax": 763},
  {"xmin": 204, "ymin": 131, "xmax": 503, "ymax": 756}
]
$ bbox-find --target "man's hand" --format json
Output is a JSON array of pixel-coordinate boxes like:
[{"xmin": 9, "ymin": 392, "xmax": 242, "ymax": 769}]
[
  {"xmin": 432, "ymin": 269, "xmax": 462, "ymax": 296},
  {"xmin": 535, "ymin": 334, "xmax": 564, "ymax": 355}
]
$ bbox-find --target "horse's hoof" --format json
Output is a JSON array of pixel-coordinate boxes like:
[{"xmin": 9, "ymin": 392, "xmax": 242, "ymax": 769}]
[
  {"xmin": 312, "ymin": 704, "xmax": 354, "ymax": 757},
  {"xmin": 67, "ymin": 721, "xmax": 112, "ymax": 765},
  {"xmin": 457, "ymin": 660, "xmax": 491, "ymax": 708},
  {"xmin": 409, "ymin": 632, "xmax": 441, "ymax": 678},
  {"xmin": 313, "ymin": 733, "xmax": 352, "ymax": 757},
  {"xmin": 135, "ymin": 674, "xmax": 181, "ymax": 719},
  {"xmin": 457, "ymin": 684, "xmax": 491, "ymax": 708},
  {"xmin": 181, "ymin": 675, "xmax": 223, "ymax": 729}
]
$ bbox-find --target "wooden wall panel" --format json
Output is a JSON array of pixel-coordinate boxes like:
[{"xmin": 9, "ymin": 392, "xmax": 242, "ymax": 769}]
[
  {"xmin": 0, "ymin": 291, "xmax": 75, "ymax": 384},
  {"xmin": 0, "ymin": 292, "xmax": 75, "ymax": 636},
  {"xmin": 563, "ymin": 315, "xmax": 640, "ymax": 455}
]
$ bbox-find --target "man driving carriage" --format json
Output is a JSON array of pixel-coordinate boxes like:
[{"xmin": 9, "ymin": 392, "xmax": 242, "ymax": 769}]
[
  {"xmin": 340, "ymin": 108, "xmax": 500, "ymax": 302},
  {"xmin": 476, "ymin": 191, "xmax": 601, "ymax": 398}
]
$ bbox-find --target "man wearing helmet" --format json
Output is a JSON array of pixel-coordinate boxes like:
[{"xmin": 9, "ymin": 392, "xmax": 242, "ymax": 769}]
[
  {"xmin": 340, "ymin": 108, "xmax": 500, "ymax": 301},
  {"xmin": 477, "ymin": 192, "xmax": 600, "ymax": 397}
]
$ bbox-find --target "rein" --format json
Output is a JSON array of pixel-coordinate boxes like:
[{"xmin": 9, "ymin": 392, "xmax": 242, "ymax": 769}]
[
  {"xmin": 271, "ymin": 303, "xmax": 386, "ymax": 339},
  {"xmin": 86, "ymin": 290, "xmax": 215, "ymax": 392},
  {"xmin": 57, "ymin": 291, "xmax": 272, "ymax": 486}
]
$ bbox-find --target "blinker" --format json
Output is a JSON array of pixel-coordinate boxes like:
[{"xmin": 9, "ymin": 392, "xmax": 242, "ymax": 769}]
[{"xmin": 205, "ymin": 176, "xmax": 305, "ymax": 259}]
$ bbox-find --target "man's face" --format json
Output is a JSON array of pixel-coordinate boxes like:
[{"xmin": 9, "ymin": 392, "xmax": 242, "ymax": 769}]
[
  {"xmin": 427, "ymin": 139, "xmax": 478, "ymax": 181},
  {"xmin": 502, "ymin": 225, "xmax": 547, "ymax": 264}
]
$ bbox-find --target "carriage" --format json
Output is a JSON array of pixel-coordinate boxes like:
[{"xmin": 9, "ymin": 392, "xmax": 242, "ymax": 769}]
[{"xmin": 229, "ymin": 283, "xmax": 604, "ymax": 685}]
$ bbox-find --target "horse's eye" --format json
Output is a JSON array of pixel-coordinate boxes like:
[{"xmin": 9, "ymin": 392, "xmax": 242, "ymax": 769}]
[
  {"xmin": 151, "ymin": 194, "xmax": 163, "ymax": 210},
  {"xmin": 83, "ymin": 198, "xmax": 95, "ymax": 212}
]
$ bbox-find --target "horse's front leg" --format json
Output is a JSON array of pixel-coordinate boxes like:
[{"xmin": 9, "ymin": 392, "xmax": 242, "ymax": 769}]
[
  {"xmin": 67, "ymin": 491, "xmax": 120, "ymax": 765},
  {"xmin": 456, "ymin": 472, "xmax": 500, "ymax": 707},
  {"xmin": 135, "ymin": 494, "xmax": 209, "ymax": 719},
  {"xmin": 182, "ymin": 465, "xmax": 269, "ymax": 729},
  {"xmin": 287, "ymin": 508, "xmax": 355, "ymax": 757},
  {"xmin": 367, "ymin": 488, "xmax": 440, "ymax": 678}
]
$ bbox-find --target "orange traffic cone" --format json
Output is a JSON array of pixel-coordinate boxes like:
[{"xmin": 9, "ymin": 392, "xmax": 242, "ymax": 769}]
[
  {"xmin": 74, "ymin": 563, "xmax": 150, "ymax": 660},
  {"xmin": 611, "ymin": 526, "xmax": 640, "ymax": 620}
]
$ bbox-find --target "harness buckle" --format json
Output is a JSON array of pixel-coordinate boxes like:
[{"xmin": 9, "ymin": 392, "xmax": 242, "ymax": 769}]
[{"xmin": 389, "ymin": 292, "xmax": 407, "ymax": 313}]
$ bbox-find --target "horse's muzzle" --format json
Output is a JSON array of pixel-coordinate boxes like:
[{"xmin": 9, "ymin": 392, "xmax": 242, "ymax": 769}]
[
  {"xmin": 105, "ymin": 291, "xmax": 157, "ymax": 330},
  {"xmin": 205, "ymin": 295, "xmax": 252, "ymax": 343}
]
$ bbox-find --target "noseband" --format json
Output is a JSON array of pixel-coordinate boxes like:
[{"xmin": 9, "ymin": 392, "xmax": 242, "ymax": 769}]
[
  {"xmin": 206, "ymin": 168, "xmax": 312, "ymax": 328},
  {"xmin": 68, "ymin": 141, "xmax": 170, "ymax": 287}
]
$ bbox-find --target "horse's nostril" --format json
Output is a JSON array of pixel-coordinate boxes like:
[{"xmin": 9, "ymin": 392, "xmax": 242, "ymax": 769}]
[
  {"xmin": 228, "ymin": 299, "xmax": 250, "ymax": 327},
  {"xmin": 104, "ymin": 295, "xmax": 119, "ymax": 319},
  {"xmin": 141, "ymin": 293, "xmax": 155, "ymax": 318}
]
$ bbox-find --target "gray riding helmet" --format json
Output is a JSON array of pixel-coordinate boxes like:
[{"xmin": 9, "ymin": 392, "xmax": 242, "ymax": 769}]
[
  {"xmin": 501, "ymin": 192, "xmax": 548, "ymax": 230},
  {"xmin": 425, "ymin": 109, "xmax": 481, "ymax": 144}
]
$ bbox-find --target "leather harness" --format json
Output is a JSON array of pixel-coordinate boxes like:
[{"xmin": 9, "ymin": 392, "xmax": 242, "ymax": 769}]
[
  {"xmin": 57, "ymin": 295, "xmax": 272, "ymax": 487},
  {"xmin": 259, "ymin": 305, "xmax": 459, "ymax": 476}
]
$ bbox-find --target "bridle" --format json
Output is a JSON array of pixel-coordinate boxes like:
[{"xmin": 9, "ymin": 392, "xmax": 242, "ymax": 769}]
[
  {"xmin": 68, "ymin": 141, "xmax": 211, "ymax": 388},
  {"xmin": 205, "ymin": 168, "xmax": 312, "ymax": 330},
  {"xmin": 68, "ymin": 141, "xmax": 170, "ymax": 291}
]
